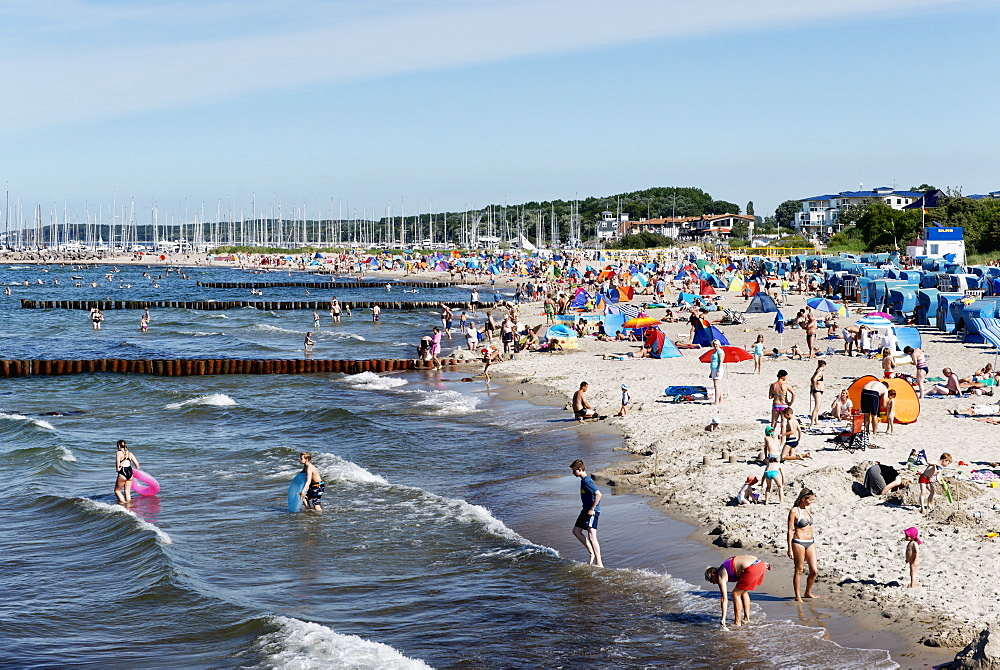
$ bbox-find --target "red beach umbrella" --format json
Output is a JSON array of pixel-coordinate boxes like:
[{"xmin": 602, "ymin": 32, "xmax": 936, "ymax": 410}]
[{"xmin": 699, "ymin": 346, "xmax": 752, "ymax": 364}]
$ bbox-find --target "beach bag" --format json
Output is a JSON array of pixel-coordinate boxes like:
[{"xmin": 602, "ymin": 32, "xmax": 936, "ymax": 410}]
[{"xmin": 848, "ymin": 430, "xmax": 869, "ymax": 452}]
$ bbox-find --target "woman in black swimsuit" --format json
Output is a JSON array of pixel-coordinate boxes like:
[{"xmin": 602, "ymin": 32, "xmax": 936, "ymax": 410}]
[
  {"xmin": 787, "ymin": 488, "xmax": 818, "ymax": 601},
  {"xmin": 114, "ymin": 439, "xmax": 140, "ymax": 505}
]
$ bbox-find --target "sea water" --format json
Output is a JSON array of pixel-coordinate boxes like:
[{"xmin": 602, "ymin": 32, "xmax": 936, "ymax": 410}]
[{"xmin": 0, "ymin": 264, "xmax": 897, "ymax": 668}]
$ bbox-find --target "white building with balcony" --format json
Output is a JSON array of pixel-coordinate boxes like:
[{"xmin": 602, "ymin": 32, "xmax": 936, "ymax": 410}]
[
  {"xmin": 596, "ymin": 210, "xmax": 629, "ymax": 240},
  {"xmin": 794, "ymin": 187, "xmax": 925, "ymax": 239}
]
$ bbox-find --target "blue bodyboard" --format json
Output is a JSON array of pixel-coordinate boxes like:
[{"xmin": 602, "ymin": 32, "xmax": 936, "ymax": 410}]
[{"xmin": 288, "ymin": 472, "xmax": 307, "ymax": 513}]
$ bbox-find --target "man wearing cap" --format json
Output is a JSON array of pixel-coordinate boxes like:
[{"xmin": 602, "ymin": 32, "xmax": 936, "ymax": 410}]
[{"xmin": 615, "ymin": 384, "xmax": 631, "ymax": 417}]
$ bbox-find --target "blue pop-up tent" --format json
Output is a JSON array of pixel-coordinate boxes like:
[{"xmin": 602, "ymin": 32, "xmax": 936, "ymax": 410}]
[
  {"xmin": 677, "ymin": 292, "xmax": 698, "ymax": 305},
  {"xmin": 693, "ymin": 323, "xmax": 730, "ymax": 347},
  {"xmin": 569, "ymin": 289, "xmax": 590, "ymax": 310},
  {"xmin": 746, "ymin": 293, "xmax": 780, "ymax": 313}
]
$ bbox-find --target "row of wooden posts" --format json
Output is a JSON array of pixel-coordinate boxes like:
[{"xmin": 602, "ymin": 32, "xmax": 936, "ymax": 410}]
[
  {"xmin": 20, "ymin": 299, "xmax": 499, "ymax": 311},
  {"xmin": 0, "ymin": 358, "xmax": 469, "ymax": 377},
  {"xmin": 196, "ymin": 280, "xmax": 477, "ymax": 289}
]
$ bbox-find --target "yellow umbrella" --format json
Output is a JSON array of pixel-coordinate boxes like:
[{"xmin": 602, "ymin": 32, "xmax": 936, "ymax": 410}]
[{"xmin": 623, "ymin": 317, "xmax": 660, "ymax": 329}]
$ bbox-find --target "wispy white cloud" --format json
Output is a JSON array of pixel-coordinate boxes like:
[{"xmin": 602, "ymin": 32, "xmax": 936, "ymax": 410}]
[{"xmin": 0, "ymin": 0, "xmax": 980, "ymax": 131}]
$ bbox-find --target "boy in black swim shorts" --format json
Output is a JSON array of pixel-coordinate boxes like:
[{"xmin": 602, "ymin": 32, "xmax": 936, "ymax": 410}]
[{"xmin": 299, "ymin": 452, "xmax": 325, "ymax": 513}]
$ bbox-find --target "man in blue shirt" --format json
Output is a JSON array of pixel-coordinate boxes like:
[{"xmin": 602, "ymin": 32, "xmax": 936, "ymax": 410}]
[
  {"xmin": 570, "ymin": 459, "xmax": 604, "ymax": 567},
  {"xmin": 655, "ymin": 278, "xmax": 666, "ymax": 299}
]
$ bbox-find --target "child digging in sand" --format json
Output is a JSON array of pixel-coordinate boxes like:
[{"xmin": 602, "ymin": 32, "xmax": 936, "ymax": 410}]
[
  {"xmin": 919, "ymin": 452, "xmax": 952, "ymax": 513},
  {"xmin": 904, "ymin": 526, "xmax": 921, "ymax": 587}
]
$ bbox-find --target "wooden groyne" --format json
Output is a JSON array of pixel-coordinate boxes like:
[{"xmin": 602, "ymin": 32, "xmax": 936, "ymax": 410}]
[
  {"xmin": 0, "ymin": 358, "xmax": 469, "ymax": 377},
  {"xmin": 196, "ymin": 280, "xmax": 475, "ymax": 289},
  {"xmin": 20, "ymin": 299, "xmax": 499, "ymax": 311}
]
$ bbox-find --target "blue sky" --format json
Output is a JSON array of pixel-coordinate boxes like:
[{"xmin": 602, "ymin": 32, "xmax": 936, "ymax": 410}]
[{"xmin": 0, "ymin": 0, "xmax": 996, "ymax": 222}]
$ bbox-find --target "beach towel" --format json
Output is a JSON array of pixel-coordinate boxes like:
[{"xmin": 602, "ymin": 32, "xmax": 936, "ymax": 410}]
[{"xmin": 664, "ymin": 385, "xmax": 708, "ymax": 402}]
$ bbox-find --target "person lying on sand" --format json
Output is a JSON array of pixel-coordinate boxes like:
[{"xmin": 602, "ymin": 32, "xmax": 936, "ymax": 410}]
[
  {"xmin": 770, "ymin": 345, "xmax": 803, "ymax": 360},
  {"xmin": 949, "ymin": 403, "xmax": 1000, "ymax": 417}
]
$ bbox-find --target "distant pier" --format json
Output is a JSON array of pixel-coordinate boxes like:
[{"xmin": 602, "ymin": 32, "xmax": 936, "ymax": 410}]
[
  {"xmin": 0, "ymin": 358, "xmax": 471, "ymax": 377},
  {"xmin": 20, "ymin": 299, "xmax": 499, "ymax": 311}
]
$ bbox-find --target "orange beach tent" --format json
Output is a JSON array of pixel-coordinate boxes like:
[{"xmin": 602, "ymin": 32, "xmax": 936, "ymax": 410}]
[{"xmin": 847, "ymin": 375, "xmax": 921, "ymax": 424}]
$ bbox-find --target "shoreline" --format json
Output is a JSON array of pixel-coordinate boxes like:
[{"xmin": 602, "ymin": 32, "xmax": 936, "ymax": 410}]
[
  {"xmin": 493, "ymin": 377, "xmax": 954, "ymax": 669},
  {"xmin": 6, "ymin": 256, "xmax": 993, "ymax": 666},
  {"xmin": 488, "ymin": 283, "xmax": 1000, "ymax": 668},
  {"xmin": 0, "ymin": 254, "xmax": 521, "ymax": 284}
]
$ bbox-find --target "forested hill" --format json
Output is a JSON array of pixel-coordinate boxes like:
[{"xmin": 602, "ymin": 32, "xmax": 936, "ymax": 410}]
[{"xmin": 512, "ymin": 187, "xmax": 741, "ymax": 221}]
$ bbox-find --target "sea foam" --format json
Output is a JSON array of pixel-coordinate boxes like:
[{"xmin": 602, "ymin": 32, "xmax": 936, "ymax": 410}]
[
  {"xmin": 323, "ymin": 331, "xmax": 366, "ymax": 341},
  {"xmin": 429, "ymin": 495, "xmax": 558, "ymax": 557},
  {"xmin": 0, "ymin": 413, "xmax": 56, "ymax": 430},
  {"xmin": 410, "ymin": 390, "xmax": 480, "ymax": 416},
  {"xmin": 76, "ymin": 498, "xmax": 173, "ymax": 545},
  {"xmin": 341, "ymin": 372, "xmax": 407, "ymax": 390},
  {"xmin": 253, "ymin": 616, "xmax": 434, "ymax": 670},
  {"xmin": 271, "ymin": 453, "xmax": 390, "ymax": 485},
  {"xmin": 165, "ymin": 393, "xmax": 237, "ymax": 410},
  {"xmin": 60, "ymin": 446, "xmax": 77, "ymax": 462},
  {"xmin": 247, "ymin": 324, "xmax": 302, "ymax": 335}
]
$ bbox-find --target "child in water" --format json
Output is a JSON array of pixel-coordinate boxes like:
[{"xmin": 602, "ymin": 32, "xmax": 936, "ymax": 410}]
[{"xmin": 299, "ymin": 452, "xmax": 324, "ymax": 512}]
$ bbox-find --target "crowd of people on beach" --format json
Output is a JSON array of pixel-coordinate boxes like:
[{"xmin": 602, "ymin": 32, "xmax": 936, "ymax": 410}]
[
  {"xmin": 464, "ymin": 248, "xmax": 995, "ymax": 635},
  {"xmin": 14, "ymin": 245, "xmax": 999, "ymax": 649}
]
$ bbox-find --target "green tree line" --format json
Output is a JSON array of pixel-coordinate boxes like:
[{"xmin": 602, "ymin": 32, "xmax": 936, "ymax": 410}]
[{"xmin": 829, "ymin": 195, "xmax": 1000, "ymax": 254}]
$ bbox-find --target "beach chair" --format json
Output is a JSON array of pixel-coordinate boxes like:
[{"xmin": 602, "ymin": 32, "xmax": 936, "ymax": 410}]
[
  {"xmin": 830, "ymin": 413, "xmax": 868, "ymax": 453},
  {"xmin": 720, "ymin": 308, "xmax": 746, "ymax": 325}
]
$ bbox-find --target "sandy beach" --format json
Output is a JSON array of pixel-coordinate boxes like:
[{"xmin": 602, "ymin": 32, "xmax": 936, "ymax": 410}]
[
  {"xmin": 5, "ymin": 252, "xmax": 997, "ymax": 665},
  {"xmin": 489, "ymin": 287, "xmax": 1000, "ymax": 667}
]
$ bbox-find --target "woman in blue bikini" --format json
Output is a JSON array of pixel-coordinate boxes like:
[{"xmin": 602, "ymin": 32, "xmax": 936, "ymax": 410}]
[{"xmin": 787, "ymin": 488, "xmax": 818, "ymax": 601}]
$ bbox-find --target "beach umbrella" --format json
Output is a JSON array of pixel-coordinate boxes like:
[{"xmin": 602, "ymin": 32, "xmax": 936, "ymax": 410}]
[
  {"xmin": 623, "ymin": 316, "xmax": 660, "ymax": 329},
  {"xmin": 700, "ymin": 345, "xmax": 750, "ymax": 398},
  {"xmin": 774, "ymin": 311, "xmax": 785, "ymax": 346},
  {"xmin": 698, "ymin": 346, "xmax": 752, "ymax": 364},
  {"xmin": 856, "ymin": 315, "xmax": 893, "ymax": 328},
  {"xmin": 866, "ymin": 311, "xmax": 894, "ymax": 321},
  {"xmin": 806, "ymin": 297, "xmax": 842, "ymax": 313}
]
